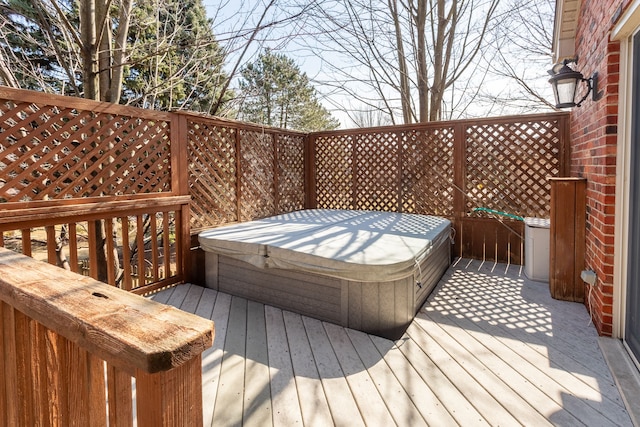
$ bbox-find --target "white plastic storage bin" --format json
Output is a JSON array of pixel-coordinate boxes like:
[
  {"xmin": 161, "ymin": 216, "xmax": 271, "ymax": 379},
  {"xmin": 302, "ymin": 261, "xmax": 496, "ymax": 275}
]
[{"xmin": 524, "ymin": 217, "xmax": 550, "ymax": 282}]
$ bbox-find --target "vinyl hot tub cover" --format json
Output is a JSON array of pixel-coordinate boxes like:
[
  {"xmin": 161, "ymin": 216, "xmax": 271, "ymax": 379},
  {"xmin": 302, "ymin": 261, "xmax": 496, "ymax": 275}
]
[{"xmin": 198, "ymin": 209, "xmax": 452, "ymax": 282}]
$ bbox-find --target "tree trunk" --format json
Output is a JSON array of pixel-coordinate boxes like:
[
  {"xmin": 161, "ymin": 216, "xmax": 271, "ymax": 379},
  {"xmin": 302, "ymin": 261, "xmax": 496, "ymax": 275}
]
[
  {"xmin": 108, "ymin": 0, "xmax": 133, "ymax": 104},
  {"xmin": 96, "ymin": 0, "xmax": 111, "ymax": 101},
  {"xmin": 79, "ymin": 0, "xmax": 98, "ymax": 99},
  {"xmin": 390, "ymin": 0, "xmax": 414, "ymax": 124},
  {"xmin": 429, "ymin": 0, "xmax": 447, "ymax": 122},
  {"xmin": 0, "ymin": 50, "xmax": 19, "ymax": 88},
  {"xmin": 414, "ymin": 0, "xmax": 430, "ymax": 122}
]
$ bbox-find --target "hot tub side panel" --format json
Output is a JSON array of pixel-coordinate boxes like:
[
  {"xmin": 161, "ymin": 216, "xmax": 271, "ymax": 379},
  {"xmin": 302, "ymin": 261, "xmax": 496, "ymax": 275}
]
[
  {"xmin": 345, "ymin": 277, "xmax": 414, "ymax": 340},
  {"xmin": 414, "ymin": 235, "xmax": 452, "ymax": 311},
  {"xmin": 344, "ymin": 235, "xmax": 451, "ymax": 340},
  {"xmin": 206, "ymin": 252, "xmax": 344, "ymax": 324},
  {"xmin": 204, "ymin": 238, "xmax": 451, "ymax": 340}
]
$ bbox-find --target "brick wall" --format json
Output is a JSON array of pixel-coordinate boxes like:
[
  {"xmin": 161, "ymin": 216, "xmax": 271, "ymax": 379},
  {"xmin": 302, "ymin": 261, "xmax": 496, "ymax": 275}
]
[{"xmin": 570, "ymin": 0, "xmax": 630, "ymax": 335}]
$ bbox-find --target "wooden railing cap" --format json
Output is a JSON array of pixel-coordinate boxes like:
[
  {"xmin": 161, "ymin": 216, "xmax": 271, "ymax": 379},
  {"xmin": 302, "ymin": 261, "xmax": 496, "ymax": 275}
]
[{"xmin": 0, "ymin": 248, "xmax": 213, "ymax": 374}]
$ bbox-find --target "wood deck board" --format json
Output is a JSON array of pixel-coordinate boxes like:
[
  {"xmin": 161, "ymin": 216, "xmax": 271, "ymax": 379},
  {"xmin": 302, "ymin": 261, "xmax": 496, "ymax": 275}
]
[
  {"xmin": 368, "ymin": 332, "xmax": 458, "ymax": 426},
  {"xmin": 301, "ymin": 316, "xmax": 364, "ymax": 427},
  {"xmin": 323, "ymin": 322, "xmax": 397, "ymax": 427},
  {"xmin": 281, "ymin": 311, "xmax": 333, "ymax": 426},
  {"xmin": 409, "ymin": 317, "xmax": 556, "ymax": 426},
  {"xmin": 344, "ymin": 328, "xmax": 428, "ymax": 427},
  {"xmin": 389, "ymin": 331, "xmax": 491, "ymax": 426},
  {"xmin": 404, "ymin": 322, "xmax": 514, "ymax": 426},
  {"xmin": 243, "ymin": 300, "xmax": 272, "ymax": 427},
  {"xmin": 264, "ymin": 306, "xmax": 304, "ymax": 426},
  {"xmin": 201, "ymin": 290, "xmax": 231, "ymax": 426},
  {"xmin": 211, "ymin": 296, "xmax": 247, "ymax": 427},
  {"xmin": 155, "ymin": 258, "xmax": 633, "ymax": 426}
]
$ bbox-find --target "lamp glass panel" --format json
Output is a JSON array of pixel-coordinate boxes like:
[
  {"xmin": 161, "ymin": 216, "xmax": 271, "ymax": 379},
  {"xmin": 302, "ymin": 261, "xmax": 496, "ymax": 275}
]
[{"xmin": 555, "ymin": 77, "xmax": 579, "ymax": 105}]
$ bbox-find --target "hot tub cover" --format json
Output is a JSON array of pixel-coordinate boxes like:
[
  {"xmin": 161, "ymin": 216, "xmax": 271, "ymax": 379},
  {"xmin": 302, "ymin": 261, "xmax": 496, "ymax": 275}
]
[{"xmin": 198, "ymin": 209, "xmax": 451, "ymax": 282}]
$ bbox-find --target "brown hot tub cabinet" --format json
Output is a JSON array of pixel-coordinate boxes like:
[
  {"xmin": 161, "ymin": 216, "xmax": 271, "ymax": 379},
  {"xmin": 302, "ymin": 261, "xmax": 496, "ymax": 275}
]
[{"xmin": 199, "ymin": 209, "xmax": 452, "ymax": 339}]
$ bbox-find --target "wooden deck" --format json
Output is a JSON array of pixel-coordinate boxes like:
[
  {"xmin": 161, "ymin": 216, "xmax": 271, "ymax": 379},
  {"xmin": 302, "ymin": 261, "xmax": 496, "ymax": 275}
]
[{"xmin": 151, "ymin": 258, "xmax": 633, "ymax": 426}]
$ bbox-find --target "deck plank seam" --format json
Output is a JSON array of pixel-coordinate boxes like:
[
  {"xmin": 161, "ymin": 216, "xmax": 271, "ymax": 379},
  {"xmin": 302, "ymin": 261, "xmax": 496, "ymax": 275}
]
[
  {"xmin": 412, "ymin": 310, "xmax": 565, "ymax": 426},
  {"xmin": 418, "ymin": 284, "xmax": 630, "ymax": 425}
]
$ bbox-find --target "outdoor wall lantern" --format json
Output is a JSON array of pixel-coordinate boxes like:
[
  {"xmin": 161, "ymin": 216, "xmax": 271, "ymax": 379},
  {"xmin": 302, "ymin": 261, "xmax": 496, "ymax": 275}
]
[{"xmin": 548, "ymin": 59, "xmax": 598, "ymax": 108}]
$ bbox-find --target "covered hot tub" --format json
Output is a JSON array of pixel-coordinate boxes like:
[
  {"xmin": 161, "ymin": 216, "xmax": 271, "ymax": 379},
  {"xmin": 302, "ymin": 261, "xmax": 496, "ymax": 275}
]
[{"xmin": 199, "ymin": 209, "xmax": 451, "ymax": 339}]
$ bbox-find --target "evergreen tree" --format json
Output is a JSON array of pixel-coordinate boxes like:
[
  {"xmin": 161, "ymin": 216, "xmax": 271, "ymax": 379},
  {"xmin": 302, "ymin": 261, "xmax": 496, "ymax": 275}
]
[
  {"xmin": 0, "ymin": 0, "xmax": 80, "ymax": 95},
  {"xmin": 0, "ymin": 0, "xmax": 229, "ymax": 112},
  {"xmin": 123, "ymin": 0, "xmax": 230, "ymax": 111},
  {"xmin": 239, "ymin": 50, "xmax": 339, "ymax": 131}
]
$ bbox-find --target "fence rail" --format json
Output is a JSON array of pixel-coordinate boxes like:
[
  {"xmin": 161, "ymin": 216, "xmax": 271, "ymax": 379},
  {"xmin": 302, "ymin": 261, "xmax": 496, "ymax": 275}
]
[{"xmin": 0, "ymin": 197, "xmax": 189, "ymax": 294}]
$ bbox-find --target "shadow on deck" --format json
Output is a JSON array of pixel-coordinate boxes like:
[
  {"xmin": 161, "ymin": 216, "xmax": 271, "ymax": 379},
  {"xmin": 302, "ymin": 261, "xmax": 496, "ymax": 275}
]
[{"xmin": 152, "ymin": 258, "xmax": 632, "ymax": 426}]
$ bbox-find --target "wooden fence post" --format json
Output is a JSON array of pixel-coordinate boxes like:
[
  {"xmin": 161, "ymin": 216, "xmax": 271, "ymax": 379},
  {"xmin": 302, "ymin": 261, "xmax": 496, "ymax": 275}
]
[
  {"xmin": 235, "ymin": 127, "xmax": 243, "ymax": 221},
  {"xmin": 274, "ymin": 133, "xmax": 281, "ymax": 214},
  {"xmin": 305, "ymin": 133, "xmax": 317, "ymax": 209},
  {"xmin": 549, "ymin": 177, "xmax": 587, "ymax": 302},
  {"xmin": 171, "ymin": 113, "xmax": 191, "ymax": 283},
  {"xmin": 453, "ymin": 122, "xmax": 467, "ymax": 258},
  {"xmin": 136, "ymin": 356, "xmax": 204, "ymax": 427}
]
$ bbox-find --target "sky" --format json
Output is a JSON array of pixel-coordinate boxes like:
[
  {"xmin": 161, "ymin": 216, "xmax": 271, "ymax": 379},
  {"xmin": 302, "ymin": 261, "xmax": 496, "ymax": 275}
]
[
  {"xmin": 201, "ymin": 0, "xmax": 557, "ymax": 128},
  {"xmin": 203, "ymin": 0, "xmax": 357, "ymax": 125}
]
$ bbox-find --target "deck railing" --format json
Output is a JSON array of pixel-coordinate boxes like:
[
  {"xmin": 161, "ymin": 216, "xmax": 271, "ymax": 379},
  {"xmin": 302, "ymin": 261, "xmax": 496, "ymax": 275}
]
[
  {"xmin": 0, "ymin": 87, "xmax": 191, "ymax": 293},
  {"xmin": 0, "ymin": 248, "xmax": 213, "ymax": 426}
]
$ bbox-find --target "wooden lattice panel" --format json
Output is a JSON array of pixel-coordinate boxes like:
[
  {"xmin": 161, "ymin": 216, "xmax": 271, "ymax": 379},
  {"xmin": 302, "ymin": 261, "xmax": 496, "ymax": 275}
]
[
  {"xmin": 354, "ymin": 131, "xmax": 400, "ymax": 211},
  {"xmin": 400, "ymin": 127, "xmax": 455, "ymax": 216},
  {"xmin": 239, "ymin": 130, "xmax": 276, "ymax": 221},
  {"xmin": 276, "ymin": 134, "xmax": 305, "ymax": 213},
  {"xmin": 0, "ymin": 100, "xmax": 171, "ymax": 203},
  {"xmin": 465, "ymin": 119, "xmax": 562, "ymax": 219},
  {"xmin": 187, "ymin": 121, "xmax": 238, "ymax": 229},
  {"xmin": 314, "ymin": 134, "xmax": 354, "ymax": 209}
]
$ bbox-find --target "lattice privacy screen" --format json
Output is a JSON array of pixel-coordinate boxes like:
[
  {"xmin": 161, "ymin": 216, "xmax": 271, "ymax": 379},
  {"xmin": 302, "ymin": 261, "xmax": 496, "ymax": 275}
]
[
  {"xmin": 465, "ymin": 119, "xmax": 562, "ymax": 219},
  {"xmin": 239, "ymin": 129, "xmax": 277, "ymax": 221},
  {"xmin": 276, "ymin": 133, "xmax": 306, "ymax": 213},
  {"xmin": 188, "ymin": 121, "xmax": 238, "ymax": 227},
  {"xmin": 0, "ymin": 99, "xmax": 172, "ymax": 203},
  {"xmin": 314, "ymin": 126, "xmax": 457, "ymax": 215},
  {"xmin": 313, "ymin": 116, "xmax": 565, "ymax": 220},
  {"xmin": 400, "ymin": 127, "xmax": 455, "ymax": 216},
  {"xmin": 314, "ymin": 133, "xmax": 354, "ymax": 209},
  {"xmin": 187, "ymin": 117, "xmax": 306, "ymax": 230}
]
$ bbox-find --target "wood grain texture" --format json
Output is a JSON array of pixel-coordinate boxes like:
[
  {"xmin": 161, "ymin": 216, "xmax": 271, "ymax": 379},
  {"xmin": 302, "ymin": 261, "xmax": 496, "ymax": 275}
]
[
  {"xmin": 136, "ymin": 355, "xmax": 204, "ymax": 427},
  {"xmin": 0, "ymin": 248, "xmax": 213, "ymax": 373},
  {"xmin": 244, "ymin": 301, "xmax": 273, "ymax": 427},
  {"xmin": 107, "ymin": 365, "xmax": 133, "ymax": 427},
  {"xmin": 162, "ymin": 262, "xmax": 633, "ymax": 426},
  {"xmin": 2, "ymin": 302, "xmax": 19, "ymax": 425},
  {"xmin": 211, "ymin": 296, "xmax": 247, "ymax": 426},
  {"xmin": 550, "ymin": 178, "xmax": 587, "ymax": 302}
]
